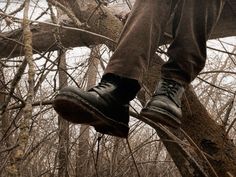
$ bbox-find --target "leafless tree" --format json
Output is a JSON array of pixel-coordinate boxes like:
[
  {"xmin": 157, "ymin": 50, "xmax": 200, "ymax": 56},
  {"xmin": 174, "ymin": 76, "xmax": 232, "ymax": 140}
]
[{"xmin": 0, "ymin": 0, "xmax": 235, "ymax": 177}]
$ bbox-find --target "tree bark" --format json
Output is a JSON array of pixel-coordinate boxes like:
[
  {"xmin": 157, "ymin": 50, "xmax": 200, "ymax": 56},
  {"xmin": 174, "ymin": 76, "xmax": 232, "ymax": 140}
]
[
  {"xmin": 0, "ymin": 1, "xmax": 235, "ymax": 58},
  {"xmin": 76, "ymin": 46, "xmax": 100, "ymax": 177},
  {"xmin": 139, "ymin": 54, "xmax": 236, "ymax": 176},
  {"xmin": 57, "ymin": 51, "xmax": 70, "ymax": 177},
  {"xmin": 1, "ymin": 0, "xmax": 236, "ymax": 176},
  {"xmin": 0, "ymin": 64, "xmax": 14, "ymax": 176},
  {"xmin": 50, "ymin": 6, "xmax": 70, "ymax": 176}
]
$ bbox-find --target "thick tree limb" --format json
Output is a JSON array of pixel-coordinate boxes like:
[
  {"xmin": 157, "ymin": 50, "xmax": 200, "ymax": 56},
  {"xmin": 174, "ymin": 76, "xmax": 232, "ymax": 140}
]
[
  {"xmin": 0, "ymin": 1, "xmax": 235, "ymax": 176},
  {"xmin": 139, "ymin": 54, "xmax": 236, "ymax": 176},
  {"xmin": 0, "ymin": 1, "xmax": 235, "ymax": 58}
]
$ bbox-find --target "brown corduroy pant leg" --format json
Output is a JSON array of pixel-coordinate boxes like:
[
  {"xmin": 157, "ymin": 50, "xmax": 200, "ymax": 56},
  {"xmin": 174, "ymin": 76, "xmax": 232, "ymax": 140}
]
[{"xmin": 104, "ymin": 0, "xmax": 225, "ymax": 85}]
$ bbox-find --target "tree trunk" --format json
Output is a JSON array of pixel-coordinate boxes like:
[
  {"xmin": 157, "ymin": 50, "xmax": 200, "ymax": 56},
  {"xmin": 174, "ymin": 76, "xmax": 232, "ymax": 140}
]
[
  {"xmin": 1, "ymin": 1, "xmax": 236, "ymax": 176},
  {"xmin": 0, "ymin": 64, "xmax": 14, "ymax": 176},
  {"xmin": 0, "ymin": 1, "xmax": 235, "ymax": 58},
  {"xmin": 57, "ymin": 51, "xmax": 70, "ymax": 177},
  {"xmin": 139, "ymin": 54, "xmax": 236, "ymax": 176},
  {"xmin": 76, "ymin": 45, "xmax": 100, "ymax": 177},
  {"xmin": 50, "ymin": 6, "xmax": 71, "ymax": 176},
  {"xmin": 109, "ymin": 138, "xmax": 123, "ymax": 177}
]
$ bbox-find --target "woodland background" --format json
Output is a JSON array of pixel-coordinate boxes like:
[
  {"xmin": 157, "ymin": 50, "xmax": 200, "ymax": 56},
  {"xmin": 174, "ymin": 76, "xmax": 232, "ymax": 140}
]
[{"xmin": 0, "ymin": 0, "xmax": 236, "ymax": 177}]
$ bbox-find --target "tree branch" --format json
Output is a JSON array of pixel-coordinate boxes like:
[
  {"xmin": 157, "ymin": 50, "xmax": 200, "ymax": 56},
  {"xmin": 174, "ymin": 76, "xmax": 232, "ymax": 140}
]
[{"xmin": 0, "ymin": 1, "xmax": 235, "ymax": 58}]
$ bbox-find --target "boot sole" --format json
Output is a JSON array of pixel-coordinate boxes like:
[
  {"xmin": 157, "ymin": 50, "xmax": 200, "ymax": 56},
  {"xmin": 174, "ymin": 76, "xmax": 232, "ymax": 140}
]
[
  {"xmin": 53, "ymin": 91, "xmax": 129, "ymax": 138},
  {"xmin": 140, "ymin": 107, "xmax": 181, "ymax": 128}
]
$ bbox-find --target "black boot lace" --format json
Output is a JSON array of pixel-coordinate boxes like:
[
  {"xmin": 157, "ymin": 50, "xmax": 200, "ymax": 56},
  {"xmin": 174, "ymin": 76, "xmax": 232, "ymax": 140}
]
[
  {"xmin": 155, "ymin": 79, "xmax": 180, "ymax": 99},
  {"xmin": 89, "ymin": 81, "xmax": 112, "ymax": 91}
]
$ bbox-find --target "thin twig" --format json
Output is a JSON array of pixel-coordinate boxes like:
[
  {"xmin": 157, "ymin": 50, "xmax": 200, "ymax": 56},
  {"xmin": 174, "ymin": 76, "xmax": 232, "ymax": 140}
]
[
  {"xmin": 207, "ymin": 46, "xmax": 236, "ymax": 57},
  {"xmin": 0, "ymin": 11, "xmax": 116, "ymax": 44},
  {"xmin": 199, "ymin": 70, "xmax": 236, "ymax": 75},
  {"xmin": 197, "ymin": 77, "xmax": 235, "ymax": 94},
  {"xmin": 126, "ymin": 139, "xmax": 141, "ymax": 177},
  {"xmin": 47, "ymin": 0, "xmax": 82, "ymax": 27}
]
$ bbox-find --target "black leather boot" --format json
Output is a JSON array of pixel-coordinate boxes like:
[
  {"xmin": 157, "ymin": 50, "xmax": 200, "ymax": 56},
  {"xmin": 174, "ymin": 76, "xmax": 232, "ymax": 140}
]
[
  {"xmin": 53, "ymin": 74, "xmax": 140, "ymax": 138},
  {"xmin": 140, "ymin": 78, "xmax": 185, "ymax": 128}
]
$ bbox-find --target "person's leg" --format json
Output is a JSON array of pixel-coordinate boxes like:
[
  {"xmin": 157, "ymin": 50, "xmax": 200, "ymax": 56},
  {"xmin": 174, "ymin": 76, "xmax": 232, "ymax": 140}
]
[
  {"xmin": 162, "ymin": 0, "xmax": 225, "ymax": 85},
  {"xmin": 141, "ymin": 0, "xmax": 225, "ymax": 127},
  {"xmin": 53, "ymin": 0, "xmax": 173, "ymax": 138},
  {"xmin": 104, "ymin": 0, "xmax": 173, "ymax": 82}
]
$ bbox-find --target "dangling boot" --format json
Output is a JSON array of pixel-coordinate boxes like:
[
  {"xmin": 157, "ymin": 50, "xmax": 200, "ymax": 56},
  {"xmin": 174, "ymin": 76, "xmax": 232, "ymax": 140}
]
[
  {"xmin": 140, "ymin": 78, "xmax": 185, "ymax": 128},
  {"xmin": 53, "ymin": 74, "xmax": 140, "ymax": 138}
]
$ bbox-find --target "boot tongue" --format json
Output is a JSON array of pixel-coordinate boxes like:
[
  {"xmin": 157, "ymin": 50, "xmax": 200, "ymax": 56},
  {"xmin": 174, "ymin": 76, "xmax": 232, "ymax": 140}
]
[
  {"xmin": 101, "ymin": 73, "xmax": 141, "ymax": 103},
  {"xmin": 155, "ymin": 79, "xmax": 184, "ymax": 107}
]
